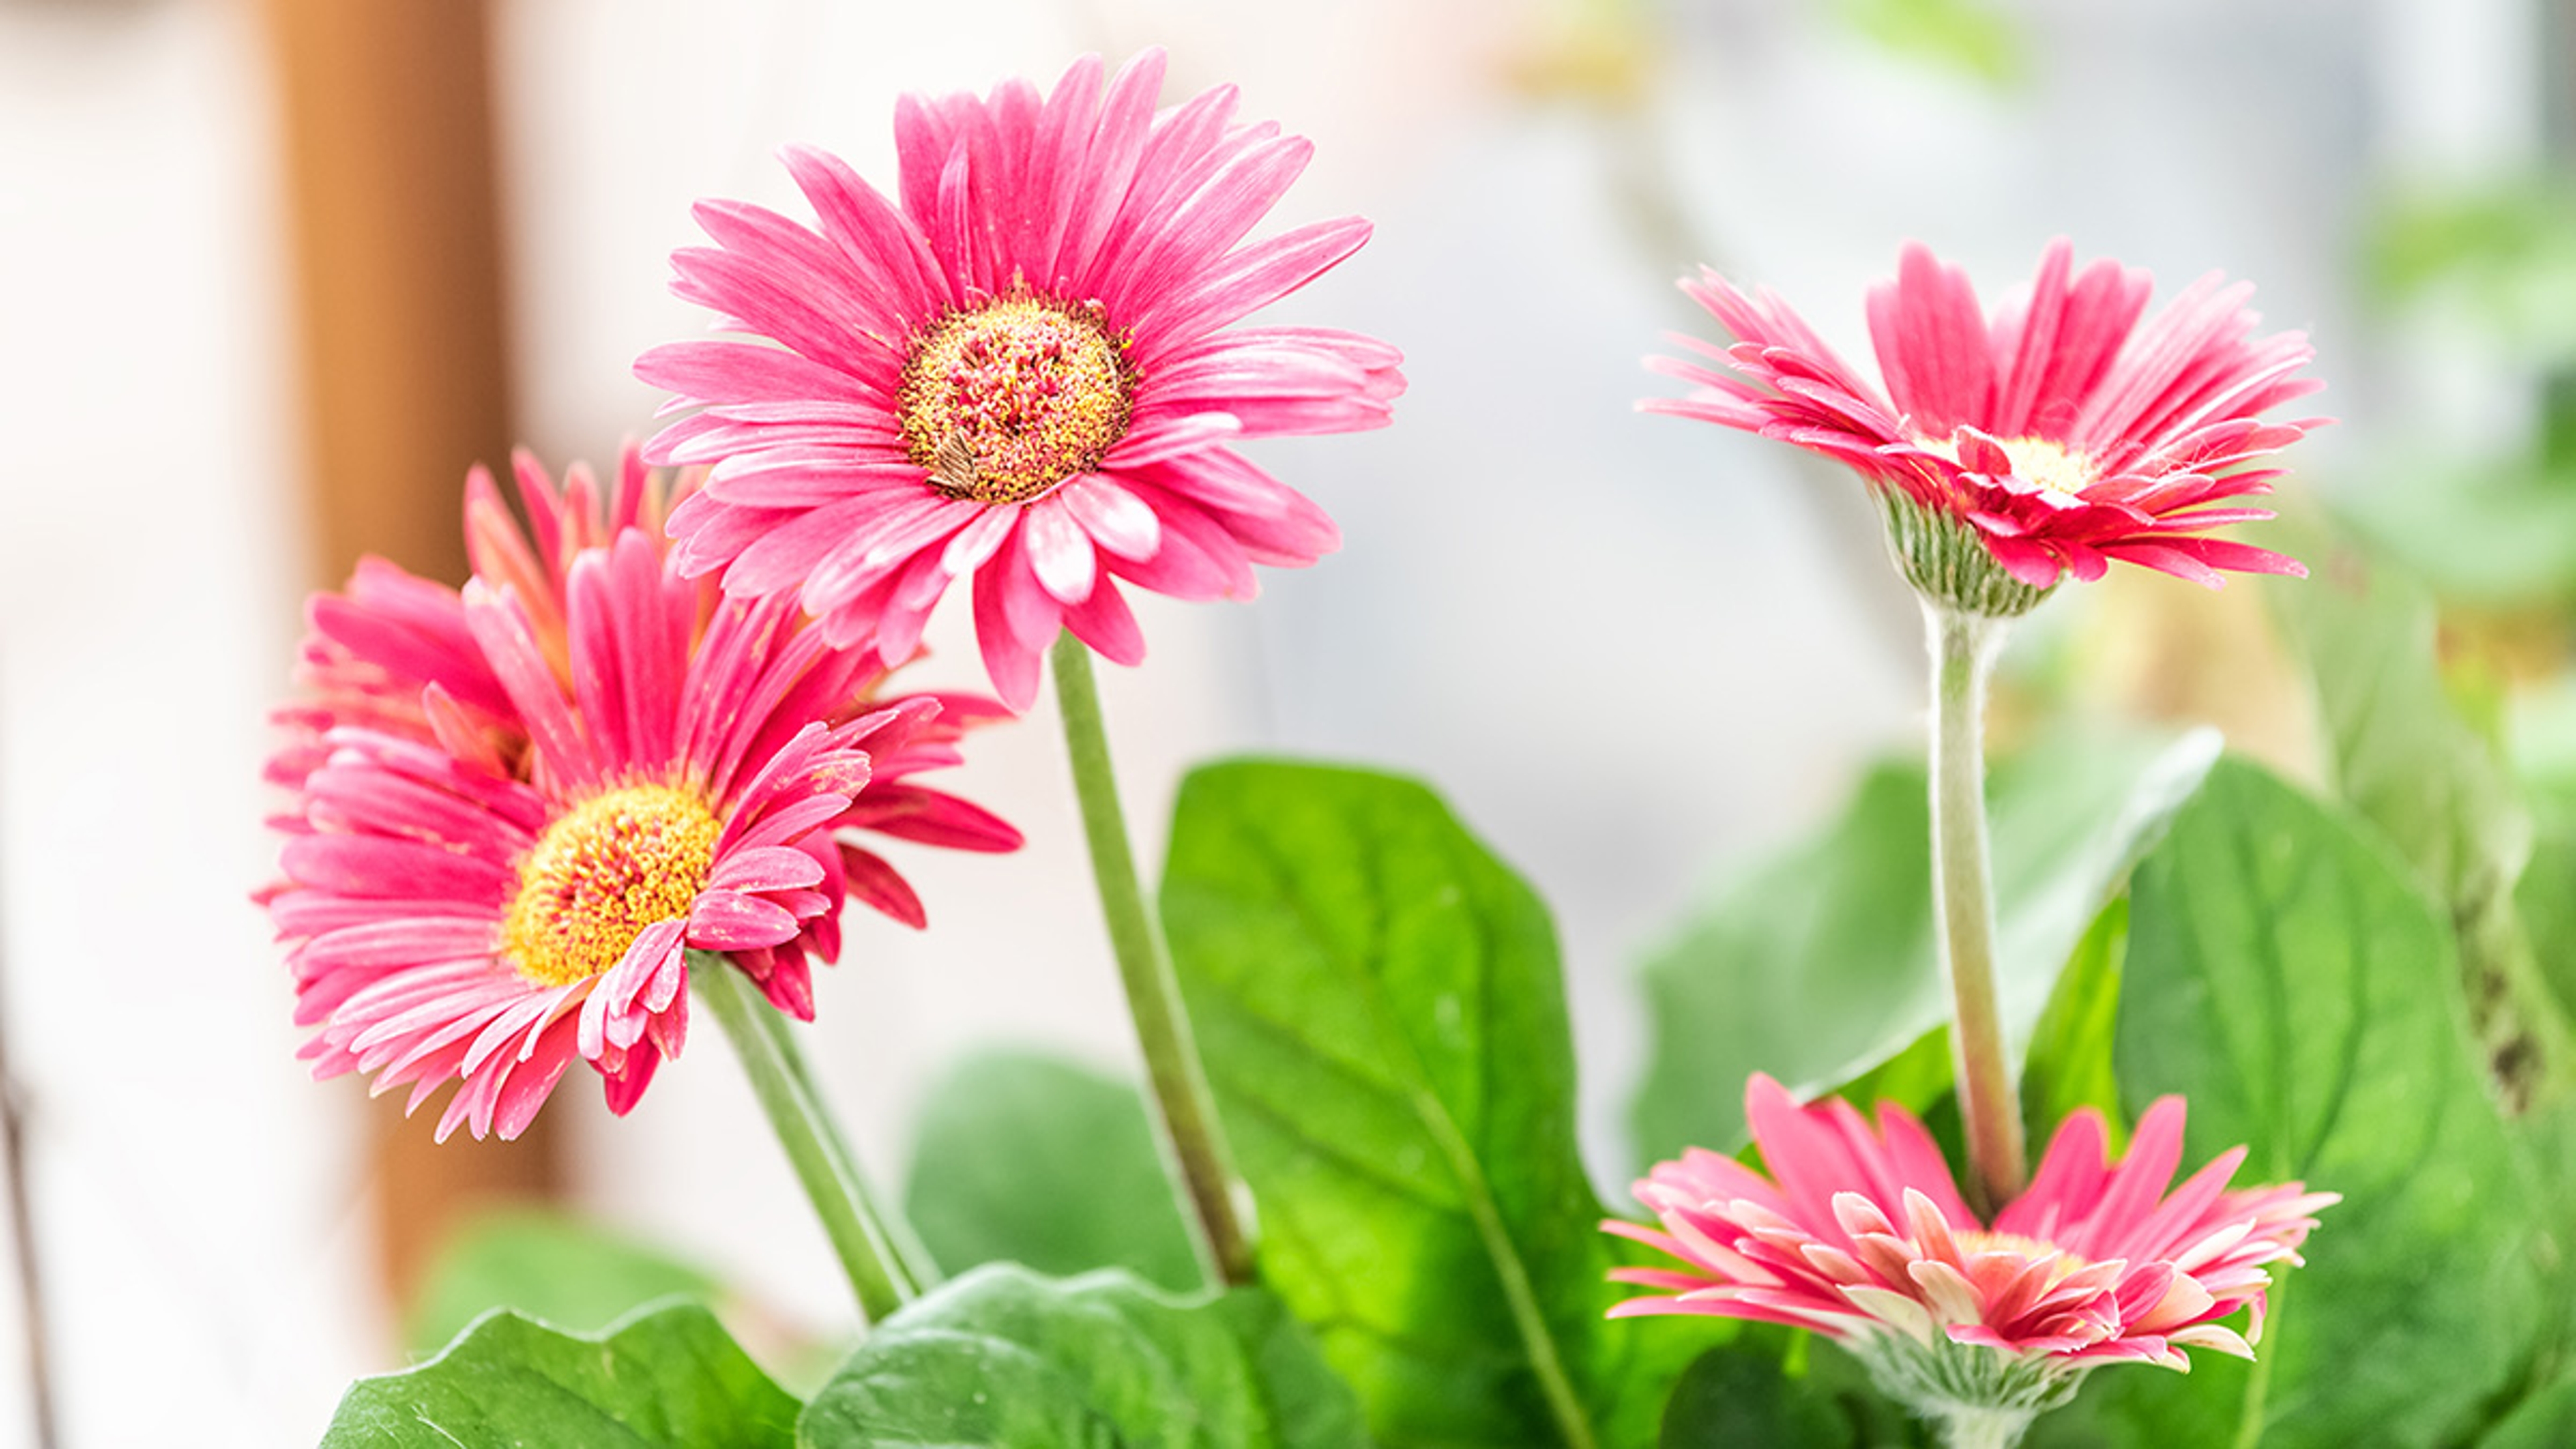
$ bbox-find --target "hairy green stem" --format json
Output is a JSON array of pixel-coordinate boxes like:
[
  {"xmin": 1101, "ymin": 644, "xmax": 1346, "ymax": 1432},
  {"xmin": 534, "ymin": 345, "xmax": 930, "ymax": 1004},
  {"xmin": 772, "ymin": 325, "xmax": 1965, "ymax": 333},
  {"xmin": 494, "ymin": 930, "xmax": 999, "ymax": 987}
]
[
  {"xmin": 1941, "ymin": 1407, "xmax": 2033, "ymax": 1449},
  {"xmin": 1049, "ymin": 633, "xmax": 1257, "ymax": 1287},
  {"xmin": 695, "ymin": 953, "xmax": 919, "ymax": 1322},
  {"xmin": 1927, "ymin": 605, "xmax": 2027, "ymax": 1213}
]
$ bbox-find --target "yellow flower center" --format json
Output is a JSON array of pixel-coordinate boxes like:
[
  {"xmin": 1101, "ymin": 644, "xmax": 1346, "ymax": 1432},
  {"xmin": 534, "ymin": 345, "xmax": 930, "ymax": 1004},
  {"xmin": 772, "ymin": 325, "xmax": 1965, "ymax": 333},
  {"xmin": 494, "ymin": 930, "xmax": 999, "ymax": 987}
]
[
  {"xmin": 1990, "ymin": 437, "xmax": 2098, "ymax": 500},
  {"xmin": 898, "ymin": 293, "xmax": 1135, "ymax": 506},
  {"xmin": 501, "ymin": 784, "xmax": 722, "ymax": 987}
]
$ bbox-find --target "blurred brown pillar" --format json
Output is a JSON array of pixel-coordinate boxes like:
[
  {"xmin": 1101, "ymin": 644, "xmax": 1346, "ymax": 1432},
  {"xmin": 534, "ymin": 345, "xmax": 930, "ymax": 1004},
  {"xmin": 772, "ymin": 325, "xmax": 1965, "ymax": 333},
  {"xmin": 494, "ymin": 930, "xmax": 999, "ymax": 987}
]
[{"xmin": 260, "ymin": 0, "xmax": 563, "ymax": 1314}]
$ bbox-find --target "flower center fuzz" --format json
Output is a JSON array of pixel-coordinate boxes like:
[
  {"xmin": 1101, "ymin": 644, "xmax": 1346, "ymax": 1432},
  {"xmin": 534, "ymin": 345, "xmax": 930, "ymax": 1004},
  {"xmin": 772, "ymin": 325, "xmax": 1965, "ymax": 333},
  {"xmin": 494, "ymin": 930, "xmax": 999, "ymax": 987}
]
[
  {"xmin": 898, "ymin": 294, "xmax": 1134, "ymax": 505},
  {"xmin": 501, "ymin": 784, "xmax": 721, "ymax": 987},
  {"xmin": 1956, "ymin": 1231, "xmax": 2092, "ymax": 1287},
  {"xmin": 1991, "ymin": 437, "xmax": 2098, "ymax": 501}
]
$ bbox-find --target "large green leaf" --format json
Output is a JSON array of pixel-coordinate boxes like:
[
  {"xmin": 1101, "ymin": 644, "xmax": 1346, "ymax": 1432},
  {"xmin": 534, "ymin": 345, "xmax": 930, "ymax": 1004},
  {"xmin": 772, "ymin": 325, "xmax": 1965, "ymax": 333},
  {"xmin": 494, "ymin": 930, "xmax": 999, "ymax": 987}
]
[
  {"xmin": 1633, "ymin": 729, "xmax": 2217, "ymax": 1165},
  {"xmin": 1656, "ymin": 1334, "xmax": 1924, "ymax": 1448},
  {"xmin": 405, "ymin": 1209, "xmax": 718, "ymax": 1358},
  {"xmin": 323, "ymin": 1301, "xmax": 798, "ymax": 1448},
  {"xmin": 2273, "ymin": 547, "xmax": 2573, "ymax": 1106},
  {"xmin": 796, "ymin": 1265, "xmax": 1362, "ymax": 1448},
  {"xmin": 1161, "ymin": 761, "xmax": 1711, "ymax": 1449},
  {"xmin": 2029, "ymin": 759, "xmax": 2548, "ymax": 1449},
  {"xmin": 903, "ymin": 1049, "xmax": 1199, "ymax": 1293}
]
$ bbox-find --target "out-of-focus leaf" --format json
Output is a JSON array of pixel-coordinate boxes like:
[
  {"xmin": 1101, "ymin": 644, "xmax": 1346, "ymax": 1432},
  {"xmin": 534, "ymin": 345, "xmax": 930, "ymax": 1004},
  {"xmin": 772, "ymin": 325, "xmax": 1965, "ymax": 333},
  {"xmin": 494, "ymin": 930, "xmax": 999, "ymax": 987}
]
[
  {"xmin": 797, "ymin": 1266, "xmax": 1362, "ymax": 1448},
  {"xmin": 1163, "ymin": 760, "xmax": 1713, "ymax": 1449},
  {"xmin": 2336, "ymin": 462, "xmax": 2576, "ymax": 608},
  {"xmin": 325, "ymin": 1301, "xmax": 798, "ymax": 1448},
  {"xmin": 1632, "ymin": 728, "xmax": 2216, "ymax": 1166},
  {"xmin": 2481, "ymin": 1377, "xmax": 2576, "ymax": 1448},
  {"xmin": 405, "ymin": 1209, "xmax": 717, "ymax": 1358},
  {"xmin": 1657, "ymin": 1330, "xmax": 1925, "ymax": 1448},
  {"xmin": 2367, "ymin": 181, "xmax": 2576, "ymax": 362},
  {"xmin": 1829, "ymin": 0, "xmax": 2022, "ymax": 86},
  {"xmin": 2273, "ymin": 543, "xmax": 2571, "ymax": 1105},
  {"xmin": 2028, "ymin": 759, "xmax": 2547, "ymax": 1449},
  {"xmin": 902, "ymin": 1049, "xmax": 1199, "ymax": 1293}
]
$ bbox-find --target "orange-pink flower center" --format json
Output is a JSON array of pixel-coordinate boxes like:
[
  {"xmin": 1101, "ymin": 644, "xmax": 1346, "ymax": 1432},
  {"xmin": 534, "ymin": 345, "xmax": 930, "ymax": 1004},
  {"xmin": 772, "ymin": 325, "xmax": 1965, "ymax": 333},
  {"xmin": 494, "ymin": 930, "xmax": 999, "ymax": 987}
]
[
  {"xmin": 898, "ymin": 293, "xmax": 1135, "ymax": 506},
  {"xmin": 502, "ymin": 784, "xmax": 720, "ymax": 987}
]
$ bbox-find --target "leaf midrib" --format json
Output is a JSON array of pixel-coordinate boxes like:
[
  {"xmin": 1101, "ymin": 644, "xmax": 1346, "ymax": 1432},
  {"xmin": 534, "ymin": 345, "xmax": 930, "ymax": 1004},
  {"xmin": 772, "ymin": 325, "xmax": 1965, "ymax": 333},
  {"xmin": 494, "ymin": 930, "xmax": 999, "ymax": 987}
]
[{"xmin": 1216, "ymin": 802, "xmax": 1601, "ymax": 1449}]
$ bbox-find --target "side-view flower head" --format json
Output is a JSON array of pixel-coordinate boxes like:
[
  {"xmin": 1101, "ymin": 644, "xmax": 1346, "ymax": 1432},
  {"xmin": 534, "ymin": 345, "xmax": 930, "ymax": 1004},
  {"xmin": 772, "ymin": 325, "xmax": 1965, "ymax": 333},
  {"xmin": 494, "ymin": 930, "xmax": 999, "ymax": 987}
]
[
  {"xmin": 635, "ymin": 48, "xmax": 1404, "ymax": 708},
  {"xmin": 1646, "ymin": 240, "xmax": 2322, "ymax": 615},
  {"xmin": 1607, "ymin": 1075, "xmax": 2334, "ymax": 1440},
  {"xmin": 262, "ymin": 451, "xmax": 1021, "ymax": 1140}
]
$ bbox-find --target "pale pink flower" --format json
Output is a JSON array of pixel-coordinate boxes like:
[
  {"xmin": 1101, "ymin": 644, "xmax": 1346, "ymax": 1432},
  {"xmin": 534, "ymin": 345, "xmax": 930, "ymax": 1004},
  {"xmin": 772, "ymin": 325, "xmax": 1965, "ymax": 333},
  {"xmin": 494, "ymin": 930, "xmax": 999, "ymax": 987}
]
[
  {"xmin": 1646, "ymin": 241, "xmax": 2320, "ymax": 611},
  {"xmin": 266, "ymin": 447, "xmax": 1020, "ymax": 941},
  {"xmin": 635, "ymin": 50, "xmax": 1403, "ymax": 708},
  {"xmin": 1607, "ymin": 1075, "xmax": 2334, "ymax": 1434}
]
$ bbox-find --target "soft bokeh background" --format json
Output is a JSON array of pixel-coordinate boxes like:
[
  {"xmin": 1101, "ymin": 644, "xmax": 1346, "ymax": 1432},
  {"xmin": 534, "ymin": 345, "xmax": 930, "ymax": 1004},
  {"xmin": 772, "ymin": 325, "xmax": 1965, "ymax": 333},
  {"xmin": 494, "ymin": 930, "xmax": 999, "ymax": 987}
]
[{"xmin": 0, "ymin": 0, "xmax": 2559, "ymax": 1440}]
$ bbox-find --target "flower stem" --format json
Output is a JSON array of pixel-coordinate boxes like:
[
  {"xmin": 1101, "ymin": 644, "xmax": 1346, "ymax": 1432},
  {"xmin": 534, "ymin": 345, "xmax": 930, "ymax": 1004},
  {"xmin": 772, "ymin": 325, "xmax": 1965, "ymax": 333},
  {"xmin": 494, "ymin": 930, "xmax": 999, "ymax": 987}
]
[
  {"xmin": 1049, "ymin": 632, "xmax": 1257, "ymax": 1287},
  {"xmin": 694, "ymin": 953, "xmax": 920, "ymax": 1322},
  {"xmin": 1940, "ymin": 1407, "xmax": 2034, "ymax": 1449},
  {"xmin": 739, "ymin": 982, "xmax": 943, "ymax": 1294},
  {"xmin": 1926, "ymin": 604, "xmax": 2027, "ymax": 1214}
]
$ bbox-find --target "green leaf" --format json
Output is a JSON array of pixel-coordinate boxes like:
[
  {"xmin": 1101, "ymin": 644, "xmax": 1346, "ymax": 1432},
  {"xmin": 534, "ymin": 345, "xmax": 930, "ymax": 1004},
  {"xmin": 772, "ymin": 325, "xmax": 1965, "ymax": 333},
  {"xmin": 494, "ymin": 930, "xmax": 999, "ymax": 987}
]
[
  {"xmin": 2481, "ymin": 1377, "xmax": 2576, "ymax": 1448},
  {"xmin": 1829, "ymin": 0, "xmax": 2023, "ymax": 86},
  {"xmin": 323, "ymin": 1300, "xmax": 799, "ymax": 1448},
  {"xmin": 1656, "ymin": 1334, "xmax": 1923, "ymax": 1448},
  {"xmin": 2018, "ymin": 899, "xmax": 2129, "ymax": 1155},
  {"xmin": 796, "ymin": 1265, "xmax": 1363, "ymax": 1448},
  {"xmin": 903, "ymin": 1049, "xmax": 1199, "ymax": 1293},
  {"xmin": 1633, "ymin": 728, "xmax": 2217, "ymax": 1165},
  {"xmin": 404, "ymin": 1208, "xmax": 719, "ymax": 1358},
  {"xmin": 1162, "ymin": 761, "xmax": 1709, "ymax": 1449},
  {"xmin": 2273, "ymin": 546, "xmax": 2571, "ymax": 1104},
  {"xmin": 2030, "ymin": 759, "xmax": 2547, "ymax": 1449}
]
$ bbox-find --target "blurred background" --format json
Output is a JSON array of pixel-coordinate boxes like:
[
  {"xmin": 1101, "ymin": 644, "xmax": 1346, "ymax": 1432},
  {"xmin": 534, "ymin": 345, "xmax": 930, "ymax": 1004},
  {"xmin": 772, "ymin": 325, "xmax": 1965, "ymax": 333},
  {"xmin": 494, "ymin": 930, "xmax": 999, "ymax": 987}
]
[{"xmin": 0, "ymin": 0, "xmax": 2565, "ymax": 1440}]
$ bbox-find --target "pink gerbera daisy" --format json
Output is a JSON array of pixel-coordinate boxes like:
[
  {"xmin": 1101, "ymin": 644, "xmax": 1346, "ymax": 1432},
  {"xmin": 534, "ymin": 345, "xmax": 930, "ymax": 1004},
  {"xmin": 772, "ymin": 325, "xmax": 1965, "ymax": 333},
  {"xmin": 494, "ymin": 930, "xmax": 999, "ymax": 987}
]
[
  {"xmin": 1607, "ymin": 1075, "xmax": 2334, "ymax": 1445},
  {"xmin": 634, "ymin": 49, "xmax": 1403, "ymax": 708},
  {"xmin": 266, "ymin": 447, "xmax": 1022, "ymax": 947},
  {"xmin": 1646, "ymin": 240, "xmax": 2320, "ymax": 615}
]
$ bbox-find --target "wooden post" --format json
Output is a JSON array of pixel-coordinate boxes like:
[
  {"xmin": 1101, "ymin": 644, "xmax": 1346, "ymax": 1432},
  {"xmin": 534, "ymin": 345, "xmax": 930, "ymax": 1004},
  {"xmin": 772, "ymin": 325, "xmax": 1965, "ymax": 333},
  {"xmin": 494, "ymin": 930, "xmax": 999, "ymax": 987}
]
[{"xmin": 259, "ymin": 0, "xmax": 561, "ymax": 1318}]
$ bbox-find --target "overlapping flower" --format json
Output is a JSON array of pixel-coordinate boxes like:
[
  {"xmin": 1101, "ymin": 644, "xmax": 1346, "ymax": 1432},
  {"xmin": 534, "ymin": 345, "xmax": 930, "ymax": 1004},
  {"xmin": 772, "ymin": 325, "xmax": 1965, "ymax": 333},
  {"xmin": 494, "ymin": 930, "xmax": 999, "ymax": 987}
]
[
  {"xmin": 1607, "ymin": 1075, "xmax": 2333, "ymax": 1421},
  {"xmin": 1646, "ymin": 240, "xmax": 2320, "ymax": 609},
  {"xmin": 262, "ymin": 451, "xmax": 1020, "ymax": 1138},
  {"xmin": 635, "ymin": 49, "xmax": 1404, "ymax": 708}
]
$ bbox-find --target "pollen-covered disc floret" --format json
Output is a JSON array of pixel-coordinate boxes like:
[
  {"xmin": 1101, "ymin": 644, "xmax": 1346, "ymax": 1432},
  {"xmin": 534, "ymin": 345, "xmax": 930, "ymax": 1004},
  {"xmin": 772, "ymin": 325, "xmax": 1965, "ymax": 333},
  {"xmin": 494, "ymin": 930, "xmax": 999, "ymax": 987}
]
[
  {"xmin": 900, "ymin": 294, "xmax": 1134, "ymax": 505},
  {"xmin": 636, "ymin": 48, "xmax": 1403, "ymax": 709},
  {"xmin": 502, "ymin": 785, "xmax": 723, "ymax": 987},
  {"xmin": 1644, "ymin": 239, "xmax": 2324, "ymax": 613},
  {"xmin": 1605, "ymin": 1075, "xmax": 2336, "ymax": 1444}
]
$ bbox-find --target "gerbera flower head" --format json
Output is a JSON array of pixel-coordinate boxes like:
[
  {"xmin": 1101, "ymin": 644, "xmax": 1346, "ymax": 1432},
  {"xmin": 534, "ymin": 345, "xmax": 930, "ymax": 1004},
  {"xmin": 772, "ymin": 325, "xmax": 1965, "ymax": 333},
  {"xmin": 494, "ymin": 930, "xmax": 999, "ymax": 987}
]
[
  {"xmin": 266, "ymin": 447, "xmax": 1022, "ymax": 939},
  {"xmin": 1606, "ymin": 1075, "xmax": 2334, "ymax": 1445},
  {"xmin": 264, "ymin": 453, "xmax": 1022, "ymax": 1140},
  {"xmin": 1645, "ymin": 240, "xmax": 2321, "ymax": 618},
  {"xmin": 635, "ymin": 49, "xmax": 1404, "ymax": 709}
]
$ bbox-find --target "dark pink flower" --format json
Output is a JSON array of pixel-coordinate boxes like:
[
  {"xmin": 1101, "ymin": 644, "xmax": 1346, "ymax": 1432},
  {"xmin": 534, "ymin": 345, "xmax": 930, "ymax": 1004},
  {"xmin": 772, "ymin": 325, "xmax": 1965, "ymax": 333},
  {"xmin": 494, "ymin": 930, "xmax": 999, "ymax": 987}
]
[
  {"xmin": 1646, "ymin": 241, "xmax": 2320, "ymax": 605},
  {"xmin": 263, "ymin": 453, "xmax": 1025, "ymax": 1138},
  {"xmin": 1607, "ymin": 1075, "xmax": 2333, "ymax": 1428},
  {"xmin": 635, "ymin": 50, "xmax": 1403, "ymax": 708},
  {"xmin": 266, "ymin": 447, "xmax": 1021, "ymax": 941}
]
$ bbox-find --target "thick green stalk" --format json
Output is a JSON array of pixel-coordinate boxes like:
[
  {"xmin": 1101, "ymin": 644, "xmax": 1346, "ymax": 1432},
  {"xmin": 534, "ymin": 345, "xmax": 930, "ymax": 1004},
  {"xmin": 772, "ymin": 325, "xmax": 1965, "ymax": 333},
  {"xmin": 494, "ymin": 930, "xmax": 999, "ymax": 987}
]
[
  {"xmin": 1049, "ymin": 632, "xmax": 1256, "ymax": 1287},
  {"xmin": 694, "ymin": 953, "xmax": 918, "ymax": 1322},
  {"xmin": 1941, "ymin": 1407, "xmax": 2032, "ymax": 1449},
  {"xmin": 1927, "ymin": 606, "xmax": 2027, "ymax": 1213}
]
